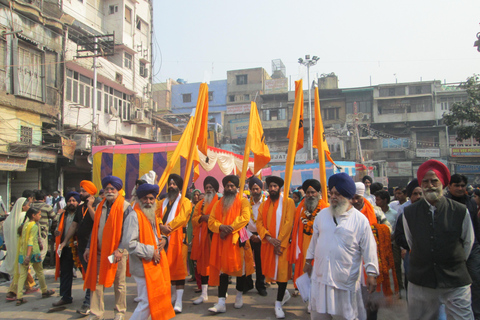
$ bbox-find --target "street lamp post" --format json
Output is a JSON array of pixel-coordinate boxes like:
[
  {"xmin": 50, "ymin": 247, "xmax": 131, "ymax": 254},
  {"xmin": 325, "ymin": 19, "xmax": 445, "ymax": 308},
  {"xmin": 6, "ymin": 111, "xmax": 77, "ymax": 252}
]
[{"xmin": 298, "ymin": 55, "xmax": 320, "ymax": 161}]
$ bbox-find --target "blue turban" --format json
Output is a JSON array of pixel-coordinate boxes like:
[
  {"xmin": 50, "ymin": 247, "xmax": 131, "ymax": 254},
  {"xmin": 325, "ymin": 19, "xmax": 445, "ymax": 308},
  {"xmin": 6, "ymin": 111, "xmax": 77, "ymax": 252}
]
[
  {"xmin": 328, "ymin": 172, "xmax": 356, "ymax": 199},
  {"xmin": 137, "ymin": 183, "xmax": 159, "ymax": 199},
  {"xmin": 65, "ymin": 191, "xmax": 81, "ymax": 203},
  {"xmin": 101, "ymin": 175, "xmax": 123, "ymax": 190},
  {"xmin": 248, "ymin": 177, "xmax": 263, "ymax": 190}
]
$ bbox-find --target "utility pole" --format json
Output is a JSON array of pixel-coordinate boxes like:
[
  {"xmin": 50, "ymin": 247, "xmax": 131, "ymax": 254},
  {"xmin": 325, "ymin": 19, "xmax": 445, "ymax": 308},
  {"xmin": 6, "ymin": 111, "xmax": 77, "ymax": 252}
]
[{"xmin": 298, "ymin": 55, "xmax": 320, "ymax": 161}]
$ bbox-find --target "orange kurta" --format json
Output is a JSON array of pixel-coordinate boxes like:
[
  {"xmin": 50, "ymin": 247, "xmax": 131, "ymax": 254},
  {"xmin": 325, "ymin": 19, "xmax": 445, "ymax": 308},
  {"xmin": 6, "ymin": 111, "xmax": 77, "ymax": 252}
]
[
  {"xmin": 191, "ymin": 195, "xmax": 219, "ymax": 276},
  {"xmin": 155, "ymin": 196, "xmax": 192, "ymax": 281},
  {"xmin": 134, "ymin": 204, "xmax": 175, "ymax": 320},
  {"xmin": 289, "ymin": 198, "xmax": 329, "ymax": 286},
  {"xmin": 207, "ymin": 197, "xmax": 254, "ymax": 286},
  {"xmin": 256, "ymin": 197, "xmax": 295, "ymax": 282}
]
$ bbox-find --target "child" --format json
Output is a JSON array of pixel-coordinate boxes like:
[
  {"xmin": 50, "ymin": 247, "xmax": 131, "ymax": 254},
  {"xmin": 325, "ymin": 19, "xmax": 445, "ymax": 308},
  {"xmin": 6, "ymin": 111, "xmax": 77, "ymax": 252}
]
[{"xmin": 15, "ymin": 208, "xmax": 54, "ymax": 306}]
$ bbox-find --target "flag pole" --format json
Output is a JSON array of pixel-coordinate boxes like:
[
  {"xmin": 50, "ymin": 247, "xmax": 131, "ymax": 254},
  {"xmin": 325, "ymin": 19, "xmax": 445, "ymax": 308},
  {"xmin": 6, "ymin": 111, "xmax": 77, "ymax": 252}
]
[
  {"xmin": 238, "ymin": 102, "xmax": 255, "ymax": 197},
  {"xmin": 314, "ymin": 86, "xmax": 329, "ymax": 202}
]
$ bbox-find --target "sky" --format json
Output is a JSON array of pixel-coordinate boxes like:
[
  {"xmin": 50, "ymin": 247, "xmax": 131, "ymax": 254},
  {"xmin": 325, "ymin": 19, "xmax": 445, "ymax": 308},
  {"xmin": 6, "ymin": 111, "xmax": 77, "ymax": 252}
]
[{"xmin": 152, "ymin": 0, "xmax": 480, "ymax": 90}]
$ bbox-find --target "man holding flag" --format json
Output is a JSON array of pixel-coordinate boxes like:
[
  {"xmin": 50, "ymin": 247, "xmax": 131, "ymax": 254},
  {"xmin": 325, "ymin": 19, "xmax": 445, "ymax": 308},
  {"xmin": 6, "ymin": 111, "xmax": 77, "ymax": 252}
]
[
  {"xmin": 155, "ymin": 173, "xmax": 192, "ymax": 313},
  {"xmin": 207, "ymin": 175, "xmax": 254, "ymax": 314},
  {"xmin": 256, "ymin": 176, "xmax": 295, "ymax": 319},
  {"xmin": 191, "ymin": 176, "xmax": 221, "ymax": 305}
]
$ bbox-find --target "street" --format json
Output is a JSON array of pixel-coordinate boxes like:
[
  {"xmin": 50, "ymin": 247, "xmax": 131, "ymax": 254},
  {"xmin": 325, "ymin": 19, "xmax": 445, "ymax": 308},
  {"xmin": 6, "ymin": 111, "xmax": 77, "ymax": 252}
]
[{"xmin": 0, "ymin": 267, "xmax": 410, "ymax": 320}]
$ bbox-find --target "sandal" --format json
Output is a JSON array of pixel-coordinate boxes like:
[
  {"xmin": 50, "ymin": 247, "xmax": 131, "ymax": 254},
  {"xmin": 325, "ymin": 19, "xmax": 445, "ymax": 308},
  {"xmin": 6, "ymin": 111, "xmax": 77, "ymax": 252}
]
[
  {"xmin": 292, "ymin": 290, "xmax": 300, "ymax": 297},
  {"xmin": 16, "ymin": 298, "xmax": 27, "ymax": 306},
  {"xmin": 42, "ymin": 289, "xmax": 55, "ymax": 298},
  {"xmin": 194, "ymin": 288, "xmax": 202, "ymax": 293},
  {"xmin": 6, "ymin": 292, "xmax": 16, "ymax": 301}
]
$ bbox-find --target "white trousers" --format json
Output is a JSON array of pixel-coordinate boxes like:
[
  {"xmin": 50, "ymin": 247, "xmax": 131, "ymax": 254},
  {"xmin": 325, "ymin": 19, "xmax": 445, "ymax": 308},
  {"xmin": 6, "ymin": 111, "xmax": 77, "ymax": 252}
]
[{"xmin": 130, "ymin": 276, "xmax": 150, "ymax": 320}]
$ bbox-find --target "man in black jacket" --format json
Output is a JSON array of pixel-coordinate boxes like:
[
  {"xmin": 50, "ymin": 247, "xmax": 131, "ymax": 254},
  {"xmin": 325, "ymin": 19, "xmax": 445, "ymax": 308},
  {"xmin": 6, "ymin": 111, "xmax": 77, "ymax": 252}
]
[
  {"xmin": 446, "ymin": 174, "xmax": 480, "ymax": 320},
  {"xmin": 402, "ymin": 160, "xmax": 474, "ymax": 319}
]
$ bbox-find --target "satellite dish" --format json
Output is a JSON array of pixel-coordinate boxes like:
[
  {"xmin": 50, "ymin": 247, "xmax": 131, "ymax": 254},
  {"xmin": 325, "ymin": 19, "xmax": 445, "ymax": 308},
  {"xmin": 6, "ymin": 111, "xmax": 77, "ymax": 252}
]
[
  {"xmin": 87, "ymin": 153, "xmax": 93, "ymax": 165},
  {"xmin": 110, "ymin": 105, "xmax": 119, "ymax": 117}
]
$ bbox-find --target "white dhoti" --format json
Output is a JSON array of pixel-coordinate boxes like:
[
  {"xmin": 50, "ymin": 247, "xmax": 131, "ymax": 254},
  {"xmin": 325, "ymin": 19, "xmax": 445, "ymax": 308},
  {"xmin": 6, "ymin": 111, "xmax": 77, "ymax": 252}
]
[
  {"xmin": 310, "ymin": 274, "xmax": 366, "ymax": 320},
  {"xmin": 130, "ymin": 276, "xmax": 150, "ymax": 320}
]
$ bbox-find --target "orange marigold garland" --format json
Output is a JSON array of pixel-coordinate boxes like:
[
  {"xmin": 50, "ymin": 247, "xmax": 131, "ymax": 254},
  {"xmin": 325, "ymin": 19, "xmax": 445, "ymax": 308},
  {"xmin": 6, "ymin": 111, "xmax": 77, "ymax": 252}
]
[
  {"xmin": 371, "ymin": 223, "xmax": 399, "ymax": 296},
  {"xmin": 69, "ymin": 237, "xmax": 83, "ymax": 269},
  {"xmin": 301, "ymin": 202, "xmax": 322, "ymax": 235}
]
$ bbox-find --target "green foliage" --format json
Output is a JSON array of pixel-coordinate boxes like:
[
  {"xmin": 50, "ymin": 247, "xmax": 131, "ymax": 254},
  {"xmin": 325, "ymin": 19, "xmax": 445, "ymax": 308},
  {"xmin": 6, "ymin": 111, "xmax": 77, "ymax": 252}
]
[{"xmin": 443, "ymin": 75, "xmax": 480, "ymax": 141}]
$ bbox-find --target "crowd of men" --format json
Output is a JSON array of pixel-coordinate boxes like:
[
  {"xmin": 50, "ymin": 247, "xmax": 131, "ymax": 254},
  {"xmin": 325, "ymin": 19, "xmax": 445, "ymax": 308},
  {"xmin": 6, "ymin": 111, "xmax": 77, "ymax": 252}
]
[{"xmin": 0, "ymin": 158, "xmax": 479, "ymax": 320}]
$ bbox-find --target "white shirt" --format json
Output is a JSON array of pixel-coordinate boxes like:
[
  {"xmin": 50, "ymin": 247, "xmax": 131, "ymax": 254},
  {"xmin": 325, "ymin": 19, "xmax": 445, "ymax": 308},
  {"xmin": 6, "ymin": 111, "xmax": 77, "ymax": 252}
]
[
  {"xmin": 306, "ymin": 206, "xmax": 379, "ymax": 292},
  {"xmin": 246, "ymin": 196, "xmax": 263, "ymax": 238}
]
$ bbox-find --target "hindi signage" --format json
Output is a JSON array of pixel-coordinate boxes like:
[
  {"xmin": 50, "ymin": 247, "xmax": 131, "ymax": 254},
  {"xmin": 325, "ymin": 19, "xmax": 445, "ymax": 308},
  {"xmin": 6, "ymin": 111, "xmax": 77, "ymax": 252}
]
[
  {"xmin": 416, "ymin": 148, "xmax": 440, "ymax": 158},
  {"xmin": 226, "ymin": 104, "xmax": 251, "ymax": 114},
  {"xmin": 0, "ymin": 155, "xmax": 27, "ymax": 171}
]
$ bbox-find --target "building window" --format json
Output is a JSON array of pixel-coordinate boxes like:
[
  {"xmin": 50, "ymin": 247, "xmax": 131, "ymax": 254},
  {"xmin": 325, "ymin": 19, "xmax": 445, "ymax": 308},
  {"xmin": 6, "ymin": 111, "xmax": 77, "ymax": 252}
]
[
  {"xmin": 229, "ymin": 95, "xmax": 235, "ymax": 102},
  {"xmin": 208, "ymin": 91, "xmax": 214, "ymax": 101},
  {"xmin": 263, "ymin": 109, "xmax": 286, "ymax": 121},
  {"xmin": 244, "ymin": 94, "xmax": 249, "ymax": 101},
  {"xmin": 322, "ymin": 108, "xmax": 340, "ymax": 120},
  {"xmin": 15, "ymin": 44, "xmax": 44, "ymax": 101},
  {"xmin": 183, "ymin": 93, "xmax": 192, "ymax": 103},
  {"xmin": 125, "ymin": 6, "xmax": 132, "ymax": 23},
  {"xmin": 136, "ymin": 17, "xmax": 142, "ymax": 30},
  {"xmin": 236, "ymin": 75, "xmax": 247, "ymax": 85},
  {"xmin": 109, "ymin": 5, "xmax": 118, "ymax": 14},
  {"xmin": 124, "ymin": 52, "xmax": 132, "ymax": 69},
  {"xmin": 20, "ymin": 126, "xmax": 32, "ymax": 144},
  {"xmin": 139, "ymin": 62, "xmax": 148, "ymax": 78}
]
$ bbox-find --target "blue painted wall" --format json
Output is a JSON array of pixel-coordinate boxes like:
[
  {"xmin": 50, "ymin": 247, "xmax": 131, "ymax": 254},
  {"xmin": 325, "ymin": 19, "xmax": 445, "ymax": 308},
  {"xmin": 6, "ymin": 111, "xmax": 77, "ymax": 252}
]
[{"xmin": 171, "ymin": 80, "xmax": 227, "ymax": 126}]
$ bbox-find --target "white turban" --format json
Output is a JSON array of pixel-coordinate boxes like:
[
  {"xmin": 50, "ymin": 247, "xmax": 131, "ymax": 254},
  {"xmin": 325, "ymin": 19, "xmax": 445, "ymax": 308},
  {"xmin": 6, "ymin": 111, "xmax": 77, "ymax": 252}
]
[{"xmin": 355, "ymin": 182, "xmax": 365, "ymax": 196}]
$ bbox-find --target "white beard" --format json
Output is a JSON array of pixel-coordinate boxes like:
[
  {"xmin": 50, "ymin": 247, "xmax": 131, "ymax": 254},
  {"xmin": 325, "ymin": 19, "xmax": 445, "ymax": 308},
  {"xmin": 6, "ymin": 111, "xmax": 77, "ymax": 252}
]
[
  {"xmin": 331, "ymin": 197, "xmax": 350, "ymax": 217},
  {"xmin": 204, "ymin": 192, "xmax": 215, "ymax": 204},
  {"xmin": 140, "ymin": 202, "xmax": 157, "ymax": 224},
  {"xmin": 424, "ymin": 186, "xmax": 442, "ymax": 202},
  {"xmin": 305, "ymin": 195, "xmax": 320, "ymax": 213}
]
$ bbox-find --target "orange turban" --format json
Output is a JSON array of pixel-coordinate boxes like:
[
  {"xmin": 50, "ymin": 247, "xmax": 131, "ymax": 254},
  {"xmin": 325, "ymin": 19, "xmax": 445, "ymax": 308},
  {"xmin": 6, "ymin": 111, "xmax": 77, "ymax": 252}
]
[{"xmin": 80, "ymin": 180, "xmax": 98, "ymax": 195}]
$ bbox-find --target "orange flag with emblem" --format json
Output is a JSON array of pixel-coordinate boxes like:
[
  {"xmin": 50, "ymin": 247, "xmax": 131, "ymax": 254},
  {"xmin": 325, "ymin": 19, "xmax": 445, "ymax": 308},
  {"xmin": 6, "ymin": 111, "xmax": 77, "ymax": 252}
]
[{"xmin": 287, "ymin": 82, "xmax": 304, "ymax": 152}]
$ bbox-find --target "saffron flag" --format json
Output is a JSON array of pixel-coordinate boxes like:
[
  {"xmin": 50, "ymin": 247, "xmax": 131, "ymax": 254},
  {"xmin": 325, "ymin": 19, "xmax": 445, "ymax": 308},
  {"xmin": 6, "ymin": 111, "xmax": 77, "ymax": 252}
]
[
  {"xmin": 312, "ymin": 85, "xmax": 337, "ymax": 202},
  {"xmin": 283, "ymin": 80, "xmax": 304, "ymax": 214},
  {"xmin": 287, "ymin": 82, "xmax": 304, "ymax": 152},
  {"xmin": 180, "ymin": 83, "xmax": 209, "ymax": 197},
  {"xmin": 239, "ymin": 102, "xmax": 271, "ymax": 193}
]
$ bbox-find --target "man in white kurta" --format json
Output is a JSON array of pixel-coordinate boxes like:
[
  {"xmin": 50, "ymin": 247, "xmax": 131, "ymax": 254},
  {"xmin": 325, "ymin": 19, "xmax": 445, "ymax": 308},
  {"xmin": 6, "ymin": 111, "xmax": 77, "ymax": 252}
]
[{"xmin": 304, "ymin": 172, "xmax": 379, "ymax": 320}]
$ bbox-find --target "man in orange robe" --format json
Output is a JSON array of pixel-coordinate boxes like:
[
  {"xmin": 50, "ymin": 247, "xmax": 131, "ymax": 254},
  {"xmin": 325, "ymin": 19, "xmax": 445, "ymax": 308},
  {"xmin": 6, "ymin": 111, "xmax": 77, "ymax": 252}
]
[
  {"xmin": 256, "ymin": 176, "xmax": 295, "ymax": 319},
  {"xmin": 289, "ymin": 179, "xmax": 329, "ymax": 294},
  {"xmin": 351, "ymin": 182, "xmax": 391, "ymax": 229},
  {"xmin": 191, "ymin": 176, "xmax": 220, "ymax": 305},
  {"xmin": 83, "ymin": 176, "xmax": 133, "ymax": 320},
  {"xmin": 155, "ymin": 174, "xmax": 192, "ymax": 313},
  {"xmin": 123, "ymin": 183, "xmax": 175, "ymax": 320},
  {"xmin": 207, "ymin": 175, "xmax": 254, "ymax": 314}
]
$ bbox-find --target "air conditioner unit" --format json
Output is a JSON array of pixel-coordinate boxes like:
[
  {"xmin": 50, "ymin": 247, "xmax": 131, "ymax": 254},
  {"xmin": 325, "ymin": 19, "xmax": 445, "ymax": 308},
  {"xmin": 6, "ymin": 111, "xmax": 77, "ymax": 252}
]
[
  {"xmin": 73, "ymin": 134, "xmax": 91, "ymax": 150},
  {"xmin": 105, "ymin": 140, "xmax": 116, "ymax": 146},
  {"xmin": 135, "ymin": 110, "xmax": 144, "ymax": 121}
]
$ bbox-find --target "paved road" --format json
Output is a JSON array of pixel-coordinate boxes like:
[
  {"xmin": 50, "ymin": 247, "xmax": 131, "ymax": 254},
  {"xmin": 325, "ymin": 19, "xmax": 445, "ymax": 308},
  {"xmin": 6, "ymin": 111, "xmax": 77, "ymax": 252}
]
[{"xmin": 0, "ymin": 268, "xmax": 409, "ymax": 319}]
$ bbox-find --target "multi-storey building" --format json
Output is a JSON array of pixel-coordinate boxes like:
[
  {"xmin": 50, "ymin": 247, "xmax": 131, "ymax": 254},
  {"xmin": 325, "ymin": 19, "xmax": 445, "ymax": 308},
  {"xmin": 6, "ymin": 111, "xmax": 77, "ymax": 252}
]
[
  {"xmin": 61, "ymin": 0, "xmax": 155, "ymax": 188},
  {"xmin": 0, "ymin": 0, "xmax": 65, "ymax": 205}
]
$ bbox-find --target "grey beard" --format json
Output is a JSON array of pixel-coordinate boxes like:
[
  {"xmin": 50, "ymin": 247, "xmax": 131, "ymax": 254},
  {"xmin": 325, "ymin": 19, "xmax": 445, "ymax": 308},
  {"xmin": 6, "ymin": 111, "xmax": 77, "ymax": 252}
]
[
  {"xmin": 331, "ymin": 198, "xmax": 350, "ymax": 217},
  {"xmin": 204, "ymin": 192, "xmax": 215, "ymax": 204},
  {"xmin": 168, "ymin": 190, "xmax": 179, "ymax": 203},
  {"xmin": 140, "ymin": 202, "xmax": 157, "ymax": 224},
  {"xmin": 305, "ymin": 195, "xmax": 320, "ymax": 213},
  {"xmin": 424, "ymin": 187, "xmax": 442, "ymax": 202},
  {"xmin": 222, "ymin": 193, "xmax": 236, "ymax": 211}
]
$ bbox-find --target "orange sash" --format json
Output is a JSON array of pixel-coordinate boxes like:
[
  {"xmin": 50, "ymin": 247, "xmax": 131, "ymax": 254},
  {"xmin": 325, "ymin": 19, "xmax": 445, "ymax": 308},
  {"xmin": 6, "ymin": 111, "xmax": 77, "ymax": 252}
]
[
  {"xmin": 84, "ymin": 196, "xmax": 126, "ymax": 290},
  {"xmin": 361, "ymin": 200, "xmax": 377, "ymax": 226},
  {"xmin": 134, "ymin": 204, "xmax": 175, "ymax": 320},
  {"xmin": 209, "ymin": 197, "xmax": 243, "ymax": 286},
  {"xmin": 54, "ymin": 213, "xmax": 65, "ymax": 281},
  {"xmin": 191, "ymin": 195, "xmax": 218, "ymax": 275},
  {"xmin": 260, "ymin": 198, "xmax": 280, "ymax": 280}
]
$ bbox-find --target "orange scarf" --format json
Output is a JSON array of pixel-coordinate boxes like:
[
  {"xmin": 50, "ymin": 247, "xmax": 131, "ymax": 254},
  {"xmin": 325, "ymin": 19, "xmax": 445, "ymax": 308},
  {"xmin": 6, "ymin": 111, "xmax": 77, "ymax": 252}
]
[
  {"xmin": 134, "ymin": 204, "xmax": 175, "ymax": 320},
  {"xmin": 260, "ymin": 198, "xmax": 280, "ymax": 280},
  {"xmin": 361, "ymin": 199, "xmax": 377, "ymax": 226},
  {"xmin": 84, "ymin": 196, "xmax": 126, "ymax": 290},
  {"xmin": 209, "ymin": 197, "xmax": 243, "ymax": 286},
  {"xmin": 191, "ymin": 195, "xmax": 218, "ymax": 275}
]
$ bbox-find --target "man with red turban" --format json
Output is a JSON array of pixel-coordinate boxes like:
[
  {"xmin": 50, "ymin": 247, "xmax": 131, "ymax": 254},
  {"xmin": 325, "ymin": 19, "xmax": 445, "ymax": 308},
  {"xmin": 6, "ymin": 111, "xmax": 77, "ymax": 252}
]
[{"xmin": 402, "ymin": 160, "xmax": 475, "ymax": 319}]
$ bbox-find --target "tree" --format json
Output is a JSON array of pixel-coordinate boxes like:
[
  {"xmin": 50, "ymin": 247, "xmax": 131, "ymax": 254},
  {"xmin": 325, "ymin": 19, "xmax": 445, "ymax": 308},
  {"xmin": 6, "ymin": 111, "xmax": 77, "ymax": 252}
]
[{"xmin": 443, "ymin": 75, "xmax": 480, "ymax": 141}]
